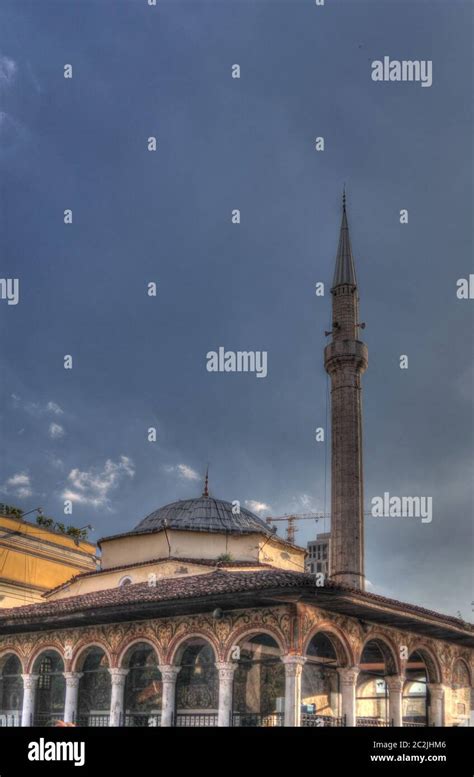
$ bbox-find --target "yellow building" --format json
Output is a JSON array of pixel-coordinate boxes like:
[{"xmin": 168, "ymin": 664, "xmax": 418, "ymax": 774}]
[{"xmin": 0, "ymin": 511, "xmax": 98, "ymax": 609}]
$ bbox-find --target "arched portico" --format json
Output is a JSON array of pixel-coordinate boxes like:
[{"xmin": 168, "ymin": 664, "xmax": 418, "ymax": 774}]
[
  {"xmin": 356, "ymin": 637, "xmax": 399, "ymax": 727},
  {"xmin": 75, "ymin": 646, "xmax": 111, "ymax": 727},
  {"xmin": 450, "ymin": 658, "xmax": 471, "ymax": 727},
  {"xmin": 0, "ymin": 653, "xmax": 23, "ymax": 727},
  {"xmin": 402, "ymin": 648, "xmax": 441, "ymax": 727},
  {"xmin": 301, "ymin": 630, "xmax": 350, "ymax": 726},
  {"xmin": 172, "ymin": 637, "xmax": 218, "ymax": 727},
  {"xmin": 122, "ymin": 641, "xmax": 162, "ymax": 727},
  {"xmin": 232, "ymin": 632, "xmax": 285, "ymax": 727},
  {"xmin": 31, "ymin": 649, "xmax": 66, "ymax": 726}
]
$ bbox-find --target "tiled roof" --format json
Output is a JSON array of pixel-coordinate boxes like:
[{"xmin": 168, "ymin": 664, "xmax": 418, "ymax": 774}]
[
  {"xmin": 0, "ymin": 570, "xmax": 472, "ymax": 636},
  {"xmin": 43, "ymin": 558, "xmax": 274, "ymax": 598}
]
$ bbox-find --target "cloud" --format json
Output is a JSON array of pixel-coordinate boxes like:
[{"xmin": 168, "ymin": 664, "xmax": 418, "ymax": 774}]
[
  {"xmin": 245, "ymin": 499, "xmax": 271, "ymax": 514},
  {"xmin": 49, "ymin": 456, "xmax": 64, "ymax": 471},
  {"xmin": 1, "ymin": 472, "xmax": 32, "ymax": 499},
  {"xmin": 62, "ymin": 456, "xmax": 135, "ymax": 508},
  {"xmin": 0, "ymin": 56, "xmax": 16, "ymax": 88},
  {"xmin": 165, "ymin": 463, "xmax": 200, "ymax": 481},
  {"xmin": 46, "ymin": 402, "xmax": 64, "ymax": 415},
  {"xmin": 11, "ymin": 396, "xmax": 65, "ymax": 417},
  {"xmin": 49, "ymin": 422, "xmax": 65, "ymax": 439}
]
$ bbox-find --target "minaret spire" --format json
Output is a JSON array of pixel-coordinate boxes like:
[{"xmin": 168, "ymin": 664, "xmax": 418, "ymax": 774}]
[
  {"xmin": 333, "ymin": 188, "xmax": 357, "ymax": 289},
  {"xmin": 324, "ymin": 193, "xmax": 368, "ymax": 590}
]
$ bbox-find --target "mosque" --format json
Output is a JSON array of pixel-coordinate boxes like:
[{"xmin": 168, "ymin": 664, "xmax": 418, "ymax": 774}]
[{"xmin": 0, "ymin": 198, "xmax": 472, "ymax": 728}]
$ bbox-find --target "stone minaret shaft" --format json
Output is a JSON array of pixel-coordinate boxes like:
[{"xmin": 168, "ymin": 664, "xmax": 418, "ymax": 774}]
[{"xmin": 324, "ymin": 194, "xmax": 368, "ymax": 590}]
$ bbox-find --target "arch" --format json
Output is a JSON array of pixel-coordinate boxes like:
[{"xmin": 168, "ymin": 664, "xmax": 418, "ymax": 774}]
[
  {"xmin": 232, "ymin": 631, "xmax": 286, "ymax": 726},
  {"xmin": 355, "ymin": 635, "xmax": 400, "ymax": 726},
  {"xmin": 0, "ymin": 647, "xmax": 25, "ymax": 674},
  {"xmin": 71, "ymin": 641, "xmax": 113, "ymax": 673},
  {"xmin": 32, "ymin": 648, "xmax": 66, "ymax": 726},
  {"xmin": 224, "ymin": 626, "xmax": 286, "ymax": 662},
  {"xmin": 0, "ymin": 652, "xmax": 23, "ymax": 724},
  {"xmin": 451, "ymin": 656, "xmax": 472, "ymax": 688},
  {"xmin": 117, "ymin": 637, "xmax": 163, "ymax": 669},
  {"xmin": 31, "ymin": 646, "xmax": 65, "ymax": 675},
  {"xmin": 118, "ymin": 576, "xmax": 132, "ymax": 587},
  {"xmin": 174, "ymin": 636, "xmax": 219, "ymax": 721},
  {"xmin": 76, "ymin": 646, "xmax": 111, "ymax": 727},
  {"xmin": 168, "ymin": 632, "xmax": 219, "ymax": 666},
  {"xmin": 406, "ymin": 645, "xmax": 442, "ymax": 685},
  {"xmin": 302, "ymin": 628, "xmax": 349, "ymax": 722},
  {"xmin": 450, "ymin": 657, "xmax": 471, "ymax": 725},
  {"xmin": 303, "ymin": 622, "xmax": 354, "ymax": 667},
  {"xmin": 122, "ymin": 641, "xmax": 163, "ymax": 726},
  {"xmin": 358, "ymin": 633, "xmax": 400, "ymax": 676},
  {"xmin": 27, "ymin": 643, "xmax": 65, "ymax": 674},
  {"xmin": 402, "ymin": 648, "xmax": 433, "ymax": 726}
]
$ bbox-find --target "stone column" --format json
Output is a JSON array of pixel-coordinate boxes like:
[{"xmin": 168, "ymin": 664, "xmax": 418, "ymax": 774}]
[
  {"xmin": 337, "ymin": 667, "xmax": 359, "ymax": 727},
  {"xmin": 21, "ymin": 674, "xmax": 39, "ymax": 727},
  {"xmin": 159, "ymin": 665, "xmax": 181, "ymax": 727},
  {"xmin": 63, "ymin": 672, "xmax": 83, "ymax": 724},
  {"xmin": 282, "ymin": 655, "xmax": 306, "ymax": 727},
  {"xmin": 428, "ymin": 684, "xmax": 445, "ymax": 727},
  {"xmin": 215, "ymin": 662, "xmax": 237, "ymax": 727},
  {"xmin": 386, "ymin": 675, "xmax": 404, "ymax": 727},
  {"xmin": 108, "ymin": 668, "xmax": 128, "ymax": 727}
]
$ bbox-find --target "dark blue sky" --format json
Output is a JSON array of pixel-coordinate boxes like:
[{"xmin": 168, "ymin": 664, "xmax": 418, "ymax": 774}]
[{"xmin": 0, "ymin": 0, "xmax": 472, "ymax": 617}]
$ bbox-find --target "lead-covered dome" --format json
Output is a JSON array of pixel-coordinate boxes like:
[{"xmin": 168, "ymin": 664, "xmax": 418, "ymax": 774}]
[{"xmin": 133, "ymin": 496, "xmax": 272, "ymax": 536}]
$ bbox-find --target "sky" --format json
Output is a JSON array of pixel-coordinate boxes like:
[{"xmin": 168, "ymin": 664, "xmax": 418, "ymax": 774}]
[{"xmin": 0, "ymin": 0, "xmax": 472, "ymax": 618}]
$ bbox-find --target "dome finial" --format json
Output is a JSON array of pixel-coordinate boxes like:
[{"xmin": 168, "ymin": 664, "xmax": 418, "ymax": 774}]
[{"xmin": 202, "ymin": 465, "xmax": 209, "ymax": 497}]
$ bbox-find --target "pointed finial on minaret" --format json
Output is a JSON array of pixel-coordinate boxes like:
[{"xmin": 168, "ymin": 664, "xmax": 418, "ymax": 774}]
[
  {"xmin": 332, "ymin": 185, "xmax": 356, "ymax": 289},
  {"xmin": 202, "ymin": 465, "xmax": 209, "ymax": 497}
]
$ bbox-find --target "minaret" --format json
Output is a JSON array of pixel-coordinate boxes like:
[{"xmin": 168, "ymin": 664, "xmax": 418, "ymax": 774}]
[{"xmin": 324, "ymin": 192, "xmax": 368, "ymax": 590}]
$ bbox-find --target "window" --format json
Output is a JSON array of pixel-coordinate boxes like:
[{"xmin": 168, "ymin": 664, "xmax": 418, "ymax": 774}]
[
  {"xmin": 38, "ymin": 657, "xmax": 52, "ymax": 690},
  {"xmin": 119, "ymin": 576, "xmax": 132, "ymax": 587}
]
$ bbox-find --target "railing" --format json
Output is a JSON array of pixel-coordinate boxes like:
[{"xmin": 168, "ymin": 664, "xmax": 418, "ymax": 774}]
[
  {"xmin": 403, "ymin": 719, "xmax": 427, "ymax": 727},
  {"xmin": 75, "ymin": 714, "xmax": 110, "ymax": 727},
  {"xmin": 122, "ymin": 712, "xmax": 161, "ymax": 727},
  {"xmin": 356, "ymin": 717, "xmax": 392, "ymax": 727},
  {"xmin": 301, "ymin": 713, "xmax": 346, "ymax": 727},
  {"xmin": 175, "ymin": 712, "xmax": 218, "ymax": 727},
  {"xmin": 32, "ymin": 712, "xmax": 65, "ymax": 727},
  {"xmin": 0, "ymin": 714, "xmax": 21, "ymax": 727},
  {"xmin": 232, "ymin": 712, "xmax": 284, "ymax": 728}
]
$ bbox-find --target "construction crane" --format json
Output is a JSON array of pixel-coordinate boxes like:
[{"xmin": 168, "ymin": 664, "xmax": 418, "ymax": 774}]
[
  {"xmin": 265, "ymin": 513, "xmax": 327, "ymax": 544},
  {"xmin": 266, "ymin": 510, "xmax": 374, "ymax": 544}
]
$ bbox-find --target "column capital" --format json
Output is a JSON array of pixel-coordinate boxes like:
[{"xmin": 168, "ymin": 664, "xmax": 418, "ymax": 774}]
[
  {"xmin": 428, "ymin": 683, "xmax": 445, "ymax": 699},
  {"xmin": 282, "ymin": 655, "xmax": 306, "ymax": 677},
  {"xmin": 21, "ymin": 674, "xmax": 39, "ymax": 690},
  {"xmin": 159, "ymin": 664, "xmax": 181, "ymax": 683},
  {"xmin": 215, "ymin": 662, "xmax": 238, "ymax": 681},
  {"xmin": 109, "ymin": 668, "xmax": 129, "ymax": 684},
  {"xmin": 385, "ymin": 675, "xmax": 405, "ymax": 693},
  {"xmin": 63, "ymin": 672, "xmax": 83, "ymax": 687},
  {"xmin": 337, "ymin": 666, "xmax": 359, "ymax": 685}
]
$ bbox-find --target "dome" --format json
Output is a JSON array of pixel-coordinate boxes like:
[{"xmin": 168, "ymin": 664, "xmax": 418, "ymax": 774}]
[{"xmin": 132, "ymin": 496, "xmax": 272, "ymax": 537}]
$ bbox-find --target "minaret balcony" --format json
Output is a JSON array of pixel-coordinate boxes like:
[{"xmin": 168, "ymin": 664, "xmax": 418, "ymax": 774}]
[{"xmin": 324, "ymin": 340, "xmax": 368, "ymax": 376}]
